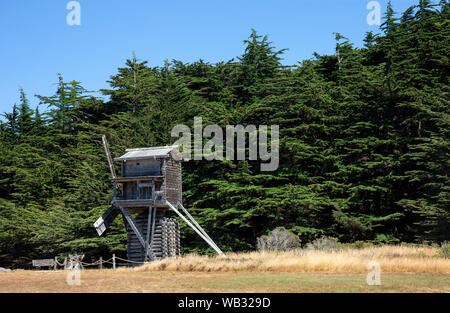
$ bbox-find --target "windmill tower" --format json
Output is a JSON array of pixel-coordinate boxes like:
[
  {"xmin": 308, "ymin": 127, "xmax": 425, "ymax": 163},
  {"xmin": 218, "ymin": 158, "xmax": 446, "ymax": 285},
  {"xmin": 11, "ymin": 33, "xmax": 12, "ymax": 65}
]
[{"xmin": 94, "ymin": 136, "xmax": 224, "ymax": 264}]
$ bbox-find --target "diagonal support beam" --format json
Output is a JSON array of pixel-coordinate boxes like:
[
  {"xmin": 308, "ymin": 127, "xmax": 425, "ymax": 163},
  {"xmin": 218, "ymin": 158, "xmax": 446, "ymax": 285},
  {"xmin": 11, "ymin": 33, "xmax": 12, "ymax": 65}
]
[
  {"xmin": 177, "ymin": 202, "xmax": 222, "ymax": 254},
  {"xmin": 144, "ymin": 207, "xmax": 155, "ymax": 261},
  {"xmin": 166, "ymin": 201, "xmax": 225, "ymax": 257},
  {"xmin": 150, "ymin": 207, "xmax": 157, "ymax": 255},
  {"xmin": 120, "ymin": 208, "xmax": 153, "ymax": 261}
]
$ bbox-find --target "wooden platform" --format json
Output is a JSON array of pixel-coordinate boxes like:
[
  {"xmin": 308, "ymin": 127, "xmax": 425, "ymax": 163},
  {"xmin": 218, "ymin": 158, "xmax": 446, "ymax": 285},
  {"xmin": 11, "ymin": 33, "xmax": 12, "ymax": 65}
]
[
  {"xmin": 112, "ymin": 176, "xmax": 163, "ymax": 183},
  {"xmin": 112, "ymin": 199, "xmax": 169, "ymax": 209}
]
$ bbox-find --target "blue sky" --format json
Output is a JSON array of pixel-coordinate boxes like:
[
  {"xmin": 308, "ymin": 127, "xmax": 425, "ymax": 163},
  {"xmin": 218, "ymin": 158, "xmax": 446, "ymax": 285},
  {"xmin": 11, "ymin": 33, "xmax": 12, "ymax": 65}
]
[{"xmin": 0, "ymin": 0, "xmax": 419, "ymax": 114}]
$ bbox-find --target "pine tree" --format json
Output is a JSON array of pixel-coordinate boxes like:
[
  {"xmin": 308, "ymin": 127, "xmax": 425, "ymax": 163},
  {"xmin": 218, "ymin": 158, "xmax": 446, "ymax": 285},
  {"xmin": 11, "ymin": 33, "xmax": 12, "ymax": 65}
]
[
  {"xmin": 102, "ymin": 52, "xmax": 161, "ymax": 114},
  {"xmin": 17, "ymin": 88, "xmax": 34, "ymax": 138}
]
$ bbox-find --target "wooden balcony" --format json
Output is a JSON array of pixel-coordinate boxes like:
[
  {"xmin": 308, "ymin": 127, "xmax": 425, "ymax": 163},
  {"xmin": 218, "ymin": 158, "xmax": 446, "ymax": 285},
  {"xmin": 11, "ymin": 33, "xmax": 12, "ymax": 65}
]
[
  {"xmin": 112, "ymin": 176, "xmax": 163, "ymax": 183},
  {"xmin": 111, "ymin": 199, "xmax": 169, "ymax": 210}
]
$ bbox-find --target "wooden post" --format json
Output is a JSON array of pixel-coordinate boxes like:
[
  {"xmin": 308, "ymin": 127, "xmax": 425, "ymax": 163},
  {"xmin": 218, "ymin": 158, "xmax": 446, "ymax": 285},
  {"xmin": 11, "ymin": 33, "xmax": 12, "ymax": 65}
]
[
  {"xmin": 150, "ymin": 208, "xmax": 157, "ymax": 254},
  {"xmin": 152, "ymin": 180, "xmax": 155, "ymax": 201},
  {"xmin": 136, "ymin": 180, "xmax": 140, "ymax": 200},
  {"xmin": 112, "ymin": 254, "xmax": 116, "ymax": 269},
  {"xmin": 145, "ymin": 207, "xmax": 152, "ymax": 261},
  {"xmin": 99, "ymin": 257, "xmax": 103, "ymax": 269}
]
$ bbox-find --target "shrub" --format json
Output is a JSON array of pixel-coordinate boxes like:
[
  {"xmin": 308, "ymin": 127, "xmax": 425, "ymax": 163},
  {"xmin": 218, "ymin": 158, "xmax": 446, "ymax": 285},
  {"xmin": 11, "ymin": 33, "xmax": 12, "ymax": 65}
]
[
  {"xmin": 306, "ymin": 236, "xmax": 339, "ymax": 251},
  {"xmin": 256, "ymin": 227, "xmax": 301, "ymax": 251},
  {"xmin": 373, "ymin": 234, "xmax": 400, "ymax": 245},
  {"xmin": 439, "ymin": 241, "xmax": 450, "ymax": 258},
  {"xmin": 347, "ymin": 241, "xmax": 374, "ymax": 249}
]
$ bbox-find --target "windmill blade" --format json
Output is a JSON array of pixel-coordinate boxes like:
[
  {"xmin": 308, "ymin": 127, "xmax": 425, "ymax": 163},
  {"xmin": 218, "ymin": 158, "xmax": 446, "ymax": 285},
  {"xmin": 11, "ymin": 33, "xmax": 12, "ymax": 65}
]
[
  {"xmin": 94, "ymin": 206, "xmax": 120, "ymax": 236},
  {"xmin": 102, "ymin": 135, "xmax": 117, "ymax": 180}
]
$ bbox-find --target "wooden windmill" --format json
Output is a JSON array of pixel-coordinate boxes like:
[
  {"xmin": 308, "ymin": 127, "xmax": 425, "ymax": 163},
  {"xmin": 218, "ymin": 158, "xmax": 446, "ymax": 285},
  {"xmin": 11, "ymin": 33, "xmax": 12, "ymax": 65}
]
[{"xmin": 94, "ymin": 136, "xmax": 224, "ymax": 264}]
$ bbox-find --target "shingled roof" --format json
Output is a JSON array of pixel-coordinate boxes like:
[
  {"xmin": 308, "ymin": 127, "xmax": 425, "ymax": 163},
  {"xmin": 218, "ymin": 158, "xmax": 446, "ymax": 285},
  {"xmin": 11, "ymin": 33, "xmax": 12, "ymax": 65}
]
[{"xmin": 114, "ymin": 145, "xmax": 182, "ymax": 161}]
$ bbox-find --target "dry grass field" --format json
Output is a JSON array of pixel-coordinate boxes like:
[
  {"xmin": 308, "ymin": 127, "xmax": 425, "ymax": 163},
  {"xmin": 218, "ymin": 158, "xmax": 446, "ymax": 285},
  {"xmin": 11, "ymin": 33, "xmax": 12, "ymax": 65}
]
[
  {"xmin": 1, "ymin": 245, "xmax": 449, "ymax": 293},
  {"xmin": 137, "ymin": 245, "xmax": 450, "ymax": 274}
]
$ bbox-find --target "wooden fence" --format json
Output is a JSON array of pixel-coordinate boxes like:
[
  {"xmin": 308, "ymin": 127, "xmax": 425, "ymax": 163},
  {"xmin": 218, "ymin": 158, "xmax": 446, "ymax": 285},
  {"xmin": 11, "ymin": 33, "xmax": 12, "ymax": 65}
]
[{"xmin": 31, "ymin": 254, "xmax": 151, "ymax": 270}]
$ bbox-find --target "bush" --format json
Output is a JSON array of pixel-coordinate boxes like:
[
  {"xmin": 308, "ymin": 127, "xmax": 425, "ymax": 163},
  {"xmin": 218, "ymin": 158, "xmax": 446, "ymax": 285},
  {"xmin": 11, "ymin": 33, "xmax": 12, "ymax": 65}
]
[
  {"xmin": 342, "ymin": 241, "xmax": 374, "ymax": 249},
  {"xmin": 373, "ymin": 234, "xmax": 400, "ymax": 245},
  {"xmin": 355, "ymin": 241, "xmax": 375, "ymax": 249},
  {"xmin": 306, "ymin": 236, "xmax": 339, "ymax": 251},
  {"xmin": 256, "ymin": 227, "xmax": 301, "ymax": 251},
  {"xmin": 439, "ymin": 241, "xmax": 450, "ymax": 258}
]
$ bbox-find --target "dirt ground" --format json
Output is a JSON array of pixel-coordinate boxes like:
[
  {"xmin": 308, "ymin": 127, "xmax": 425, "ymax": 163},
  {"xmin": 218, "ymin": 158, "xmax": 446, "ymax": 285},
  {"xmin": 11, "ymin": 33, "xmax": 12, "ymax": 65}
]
[{"xmin": 0, "ymin": 270, "xmax": 448, "ymax": 293}]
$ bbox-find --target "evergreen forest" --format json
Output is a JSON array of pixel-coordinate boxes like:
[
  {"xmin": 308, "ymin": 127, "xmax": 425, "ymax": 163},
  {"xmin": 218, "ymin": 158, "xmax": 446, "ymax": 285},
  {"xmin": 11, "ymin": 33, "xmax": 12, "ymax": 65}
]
[{"xmin": 0, "ymin": 0, "xmax": 448, "ymax": 268}]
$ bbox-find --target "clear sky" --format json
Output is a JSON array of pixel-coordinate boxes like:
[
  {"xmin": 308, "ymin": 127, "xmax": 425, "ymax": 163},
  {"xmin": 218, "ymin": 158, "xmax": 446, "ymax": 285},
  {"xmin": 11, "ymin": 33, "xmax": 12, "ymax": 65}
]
[{"xmin": 0, "ymin": 0, "xmax": 419, "ymax": 114}]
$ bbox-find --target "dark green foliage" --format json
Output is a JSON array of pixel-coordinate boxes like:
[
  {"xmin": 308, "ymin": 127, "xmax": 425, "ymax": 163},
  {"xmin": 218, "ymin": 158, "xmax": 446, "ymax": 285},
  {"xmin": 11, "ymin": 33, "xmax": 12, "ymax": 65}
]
[
  {"xmin": 0, "ymin": 1, "xmax": 448, "ymax": 267},
  {"xmin": 439, "ymin": 241, "xmax": 450, "ymax": 258}
]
